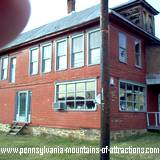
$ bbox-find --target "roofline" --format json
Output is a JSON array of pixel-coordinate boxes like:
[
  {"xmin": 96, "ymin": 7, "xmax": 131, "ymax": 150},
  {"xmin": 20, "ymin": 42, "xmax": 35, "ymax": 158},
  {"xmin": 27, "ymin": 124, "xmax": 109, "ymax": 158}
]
[
  {"xmin": 113, "ymin": 0, "xmax": 159, "ymax": 15},
  {"xmin": 0, "ymin": 18, "xmax": 99, "ymax": 53},
  {"xmin": 1, "ymin": 8, "xmax": 160, "ymax": 53}
]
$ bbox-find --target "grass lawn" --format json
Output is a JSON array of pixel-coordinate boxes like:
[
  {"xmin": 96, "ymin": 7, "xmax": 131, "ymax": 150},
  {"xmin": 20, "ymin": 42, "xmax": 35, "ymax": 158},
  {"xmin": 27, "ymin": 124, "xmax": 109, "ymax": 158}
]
[{"xmin": 0, "ymin": 132, "xmax": 160, "ymax": 160}]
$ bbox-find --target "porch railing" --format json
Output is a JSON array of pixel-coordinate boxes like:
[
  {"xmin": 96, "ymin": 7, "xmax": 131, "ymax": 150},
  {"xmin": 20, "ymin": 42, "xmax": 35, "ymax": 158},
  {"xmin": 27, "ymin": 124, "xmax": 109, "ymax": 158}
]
[{"xmin": 146, "ymin": 112, "xmax": 160, "ymax": 129}]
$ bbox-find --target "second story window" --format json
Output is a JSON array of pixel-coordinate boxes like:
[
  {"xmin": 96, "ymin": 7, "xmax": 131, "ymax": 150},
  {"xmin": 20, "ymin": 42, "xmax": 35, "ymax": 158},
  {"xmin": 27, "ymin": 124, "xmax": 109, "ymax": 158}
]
[
  {"xmin": 135, "ymin": 40, "xmax": 141, "ymax": 67},
  {"xmin": 119, "ymin": 32, "xmax": 127, "ymax": 63},
  {"xmin": 88, "ymin": 29, "xmax": 101, "ymax": 65},
  {"xmin": 1, "ymin": 57, "xmax": 8, "ymax": 80},
  {"xmin": 30, "ymin": 47, "xmax": 39, "ymax": 75},
  {"xmin": 56, "ymin": 39, "xmax": 67, "ymax": 71},
  {"xmin": 10, "ymin": 57, "xmax": 16, "ymax": 83},
  {"xmin": 71, "ymin": 34, "xmax": 84, "ymax": 68},
  {"xmin": 41, "ymin": 43, "xmax": 52, "ymax": 73}
]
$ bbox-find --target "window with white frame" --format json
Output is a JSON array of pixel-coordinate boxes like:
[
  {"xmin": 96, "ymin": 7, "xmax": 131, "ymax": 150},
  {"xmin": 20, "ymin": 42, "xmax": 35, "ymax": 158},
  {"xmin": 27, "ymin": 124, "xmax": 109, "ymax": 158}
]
[
  {"xmin": 30, "ymin": 48, "xmax": 39, "ymax": 75},
  {"xmin": 1, "ymin": 57, "xmax": 8, "ymax": 80},
  {"xmin": 119, "ymin": 81, "xmax": 146, "ymax": 112},
  {"xmin": 56, "ymin": 79, "xmax": 96, "ymax": 110},
  {"xmin": 41, "ymin": 43, "xmax": 52, "ymax": 73},
  {"xmin": 135, "ymin": 40, "xmax": 141, "ymax": 67},
  {"xmin": 119, "ymin": 32, "xmax": 127, "ymax": 63},
  {"xmin": 56, "ymin": 39, "xmax": 67, "ymax": 70},
  {"xmin": 10, "ymin": 57, "xmax": 16, "ymax": 83},
  {"xmin": 71, "ymin": 34, "xmax": 84, "ymax": 68},
  {"xmin": 88, "ymin": 29, "xmax": 101, "ymax": 65}
]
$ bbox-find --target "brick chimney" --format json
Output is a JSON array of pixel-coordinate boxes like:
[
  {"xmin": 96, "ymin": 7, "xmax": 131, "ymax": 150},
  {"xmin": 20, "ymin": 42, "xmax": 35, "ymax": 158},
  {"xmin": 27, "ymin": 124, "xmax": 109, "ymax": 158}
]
[{"xmin": 67, "ymin": 0, "xmax": 75, "ymax": 14}]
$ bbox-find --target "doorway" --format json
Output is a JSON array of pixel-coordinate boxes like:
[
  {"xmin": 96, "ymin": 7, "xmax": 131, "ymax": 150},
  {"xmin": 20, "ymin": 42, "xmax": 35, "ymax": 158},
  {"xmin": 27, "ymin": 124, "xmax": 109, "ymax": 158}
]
[{"xmin": 15, "ymin": 91, "xmax": 31, "ymax": 123}]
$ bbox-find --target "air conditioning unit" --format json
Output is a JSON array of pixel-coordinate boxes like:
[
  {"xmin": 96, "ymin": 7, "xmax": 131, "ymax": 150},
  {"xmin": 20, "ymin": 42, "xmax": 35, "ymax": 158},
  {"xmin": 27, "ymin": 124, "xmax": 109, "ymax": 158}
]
[{"xmin": 54, "ymin": 102, "xmax": 66, "ymax": 111}]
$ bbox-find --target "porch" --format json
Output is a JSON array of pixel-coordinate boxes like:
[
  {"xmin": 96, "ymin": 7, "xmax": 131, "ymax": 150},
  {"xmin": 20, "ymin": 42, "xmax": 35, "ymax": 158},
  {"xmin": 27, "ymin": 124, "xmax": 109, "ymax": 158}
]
[{"xmin": 147, "ymin": 112, "xmax": 160, "ymax": 130}]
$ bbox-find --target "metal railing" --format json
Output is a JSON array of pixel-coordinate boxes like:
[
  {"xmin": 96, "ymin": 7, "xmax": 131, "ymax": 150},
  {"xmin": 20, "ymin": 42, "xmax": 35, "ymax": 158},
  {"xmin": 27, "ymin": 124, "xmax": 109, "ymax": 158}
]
[{"xmin": 147, "ymin": 112, "xmax": 160, "ymax": 128}]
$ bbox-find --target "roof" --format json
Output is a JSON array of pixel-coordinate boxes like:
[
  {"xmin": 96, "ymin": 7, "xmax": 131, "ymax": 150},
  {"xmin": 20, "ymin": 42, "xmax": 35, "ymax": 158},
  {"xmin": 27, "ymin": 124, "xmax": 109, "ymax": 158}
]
[
  {"xmin": 1, "ymin": 4, "xmax": 100, "ymax": 51},
  {"xmin": 113, "ymin": 0, "xmax": 159, "ymax": 15},
  {"xmin": 1, "ymin": 1, "xmax": 160, "ymax": 52}
]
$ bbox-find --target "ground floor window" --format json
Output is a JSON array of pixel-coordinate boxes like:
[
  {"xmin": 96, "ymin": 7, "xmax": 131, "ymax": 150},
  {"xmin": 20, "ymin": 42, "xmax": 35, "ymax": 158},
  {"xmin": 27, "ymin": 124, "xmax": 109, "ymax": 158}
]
[
  {"xmin": 119, "ymin": 80, "xmax": 146, "ymax": 112},
  {"xmin": 55, "ymin": 79, "xmax": 96, "ymax": 110}
]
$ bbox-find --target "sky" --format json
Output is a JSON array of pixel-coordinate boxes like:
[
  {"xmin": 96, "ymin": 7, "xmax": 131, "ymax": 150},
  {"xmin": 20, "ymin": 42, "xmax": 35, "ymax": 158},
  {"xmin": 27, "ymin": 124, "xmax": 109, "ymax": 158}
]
[{"xmin": 24, "ymin": 0, "xmax": 160, "ymax": 38}]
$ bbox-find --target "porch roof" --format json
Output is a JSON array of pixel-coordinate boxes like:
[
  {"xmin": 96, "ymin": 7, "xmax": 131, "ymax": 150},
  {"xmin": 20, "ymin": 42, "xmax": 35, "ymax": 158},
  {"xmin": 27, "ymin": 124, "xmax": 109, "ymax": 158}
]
[{"xmin": 146, "ymin": 74, "xmax": 160, "ymax": 85}]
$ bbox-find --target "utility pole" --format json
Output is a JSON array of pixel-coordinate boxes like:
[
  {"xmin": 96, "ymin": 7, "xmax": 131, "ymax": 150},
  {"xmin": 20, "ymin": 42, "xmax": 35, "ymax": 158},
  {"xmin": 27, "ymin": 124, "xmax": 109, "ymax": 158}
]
[{"xmin": 100, "ymin": 0, "xmax": 110, "ymax": 160}]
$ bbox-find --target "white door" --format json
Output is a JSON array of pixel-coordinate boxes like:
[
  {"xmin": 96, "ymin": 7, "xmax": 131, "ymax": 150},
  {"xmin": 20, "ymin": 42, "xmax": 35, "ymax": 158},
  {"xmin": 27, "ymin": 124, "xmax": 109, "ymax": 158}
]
[{"xmin": 16, "ymin": 91, "xmax": 29, "ymax": 122}]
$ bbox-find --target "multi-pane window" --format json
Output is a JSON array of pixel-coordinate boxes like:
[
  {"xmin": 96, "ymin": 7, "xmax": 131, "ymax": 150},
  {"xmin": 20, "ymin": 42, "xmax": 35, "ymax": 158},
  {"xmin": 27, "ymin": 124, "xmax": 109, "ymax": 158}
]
[
  {"xmin": 30, "ymin": 48, "xmax": 39, "ymax": 75},
  {"xmin": 56, "ymin": 39, "xmax": 67, "ymax": 70},
  {"xmin": 41, "ymin": 43, "xmax": 52, "ymax": 73},
  {"xmin": 135, "ymin": 40, "xmax": 141, "ymax": 67},
  {"xmin": 1, "ymin": 57, "xmax": 8, "ymax": 80},
  {"xmin": 71, "ymin": 34, "xmax": 84, "ymax": 68},
  {"xmin": 119, "ymin": 81, "xmax": 146, "ymax": 112},
  {"xmin": 10, "ymin": 57, "xmax": 16, "ymax": 83},
  {"xmin": 88, "ymin": 29, "xmax": 101, "ymax": 65},
  {"xmin": 119, "ymin": 32, "xmax": 127, "ymax": 63},
  {"xmin": 56, "ymin": 80, "xmax": 96, "ymax": 110}
]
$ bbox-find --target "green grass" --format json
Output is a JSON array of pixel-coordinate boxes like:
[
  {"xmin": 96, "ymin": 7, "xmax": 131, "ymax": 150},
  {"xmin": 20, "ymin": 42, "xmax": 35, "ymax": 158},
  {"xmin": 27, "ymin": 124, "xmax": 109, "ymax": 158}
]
[{"xmin": 0, "ymin": 132, "xmax": 160, "ymax": 159}]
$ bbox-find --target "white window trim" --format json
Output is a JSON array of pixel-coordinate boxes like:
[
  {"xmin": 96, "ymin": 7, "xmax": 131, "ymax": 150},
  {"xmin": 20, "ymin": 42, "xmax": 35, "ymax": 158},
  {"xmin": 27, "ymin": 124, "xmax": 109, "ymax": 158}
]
[
  {"xmin": 9, "ymin": 56, "xmax": 16, "ymax": 83},
  {"xmin": 135, "ymin": 39, "xmax": 142, "ymax": 68},
  {"xmin": 40, "ymin": 42, "xmax": 52, "ymax": 74},
  {"xmin": 55, "ymin": 38, "xmax": 68, "ymax": 71},
  {"xmin": 87, "ymin": 28, "xmax": 101, "ymax": 66},
  {"xmin": 54, "ymin": 78, "xmax": 98, "ymax": 112},
  {"xmin": 70, "ymin": 33, "xmax": 85, "ymax": 69},
  {"xmin": 119, "ymin": 79, "xmax": 147, "ymax": 113},
  {"xmin": 29, "ymin": 46, "xmax": 39, "ymax": 76},
  {"xmin": 0, "ymin": 55, "xmax": 9, "ymax": 80},
  {"xmin": 119, "ymin": 32, "xmax": 127, "ymax": 64}
]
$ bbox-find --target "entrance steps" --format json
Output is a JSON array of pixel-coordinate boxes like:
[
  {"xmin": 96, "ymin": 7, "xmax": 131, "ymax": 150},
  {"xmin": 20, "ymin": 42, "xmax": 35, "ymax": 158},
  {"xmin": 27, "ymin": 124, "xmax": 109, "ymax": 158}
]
[{"xmin": 7, "ymin": 123, "xmax": 28, "ymax": 135}]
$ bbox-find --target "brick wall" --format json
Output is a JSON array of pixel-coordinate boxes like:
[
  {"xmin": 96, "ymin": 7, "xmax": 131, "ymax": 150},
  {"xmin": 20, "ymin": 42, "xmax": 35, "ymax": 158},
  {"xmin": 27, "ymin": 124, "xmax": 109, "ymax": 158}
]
[
  {"xmin": 109, "ymin": 22, "xmax": 147, "ymax": 131},
  {"xmin": 0, "ymin": 21, "xmax": 147, "ymax": 131}
]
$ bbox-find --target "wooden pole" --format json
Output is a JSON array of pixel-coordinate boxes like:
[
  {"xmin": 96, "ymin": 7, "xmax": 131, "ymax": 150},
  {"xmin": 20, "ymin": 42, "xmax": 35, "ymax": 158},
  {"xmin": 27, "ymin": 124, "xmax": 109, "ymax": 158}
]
[{"xmin": 100, "ymin": 0, "xmax": 110, "ymax": 159}]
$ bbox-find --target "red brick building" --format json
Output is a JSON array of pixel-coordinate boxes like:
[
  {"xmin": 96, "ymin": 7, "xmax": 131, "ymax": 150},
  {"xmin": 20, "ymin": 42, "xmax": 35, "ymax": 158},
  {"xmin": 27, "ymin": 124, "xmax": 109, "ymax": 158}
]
[{"xmin": 0, "ymin": 0, "xmax": 160, "ymax": 136}]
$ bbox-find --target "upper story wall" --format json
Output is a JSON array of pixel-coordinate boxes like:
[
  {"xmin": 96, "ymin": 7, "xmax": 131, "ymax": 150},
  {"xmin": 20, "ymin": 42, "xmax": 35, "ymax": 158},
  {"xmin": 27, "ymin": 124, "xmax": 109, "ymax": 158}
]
[
  {"xmin": 109, "ymin": 21, "xmax": 146, "ymax": 83},
  {"xmin": 0, "ymin": 23, "xmax": 101, "ymax": 89},
  {"xmin": 0, "ymin": 20, "xmax": 147, "ymax": 89}
]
